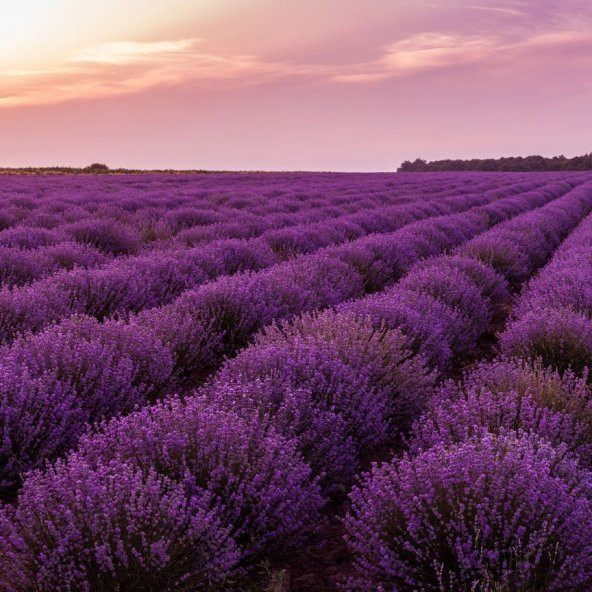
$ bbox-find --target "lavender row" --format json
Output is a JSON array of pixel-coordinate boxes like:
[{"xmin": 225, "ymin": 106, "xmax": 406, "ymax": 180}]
[
  {"xmin": 0, "ymin": 173, "xmax": 493, "ymax": 248},
  {"xmin": 197, "ymin": 179, "xmax": 592, "ymax": 586},
  {"xmin": 500, "ymin": 211, "xmax": 592, "ymax": 374},
  {"xmin": 206, "ymin": 175, "xmax": 592, "ymax": 490},
  {"xmin": 0, "ymin": 243, "xmax": 109, "ymax": 289},
  {"xmin": 184, "ymin": 173, "xmax": 532, "ymax": 256},
  {"xmin": 0, "ymin": 176, "xmax": 555, "ymax": 344},
  {"xmin": 0, "ymin": 310, "xmax": 433, "ymax": 588},
  {"xmin": 0, "ymin": 179, "xmax": 573, "ymax": 497},
  {"xmin": 1, "ymin": 178, "xmax": 591, "ymax": 589},
  {"xmin": 341, "ymin": 199, "xmax": 592, "ymax": 588},
  {"xmin": 11, "ymin": 365, "xmax": 592, "ymax": 590},
  {"xmin": 344, "ymin": 362, "xmax": 592, "ymax": 590}
]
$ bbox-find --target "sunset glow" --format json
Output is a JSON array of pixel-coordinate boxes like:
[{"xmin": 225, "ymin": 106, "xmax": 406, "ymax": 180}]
[{"xmin": 1, "ymin": 0, "xmax": 591, "ymax": 170}]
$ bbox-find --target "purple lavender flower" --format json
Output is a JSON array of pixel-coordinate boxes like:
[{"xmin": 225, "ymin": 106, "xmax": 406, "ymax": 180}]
[
  {"xmin": 501, "ymin": 308, "xmax": 592, "ymax": 375},
  {"xmin": 78, "ymin": 396, "xmax": 324, "ymax": 561},
  {"xmin": 0, "ymin": 315, "xmax": 173, "ymax": 494},
  {"xmin": 0, "ymin": 457, "xmax": 240, "ymax": 591},
  {"xmin": 63, "ymin": 219, "xmax": 141, "ymax": 255},
  {"xmin": 410, "ymin": 358, "xmax": 592, "ymax": 463},
  {"xmin": 205, "ymin": 376, "xmax": 357, "ymax": 492},
  {"xmin": 345, "ymin": 432, "xmax": 592, "ymax": 591},
  {"xmin": 219, "ymin": 311, "xmax": 435, "ymax": 452}
]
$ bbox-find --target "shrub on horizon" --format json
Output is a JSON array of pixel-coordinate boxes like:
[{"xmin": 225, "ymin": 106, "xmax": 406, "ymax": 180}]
[{"xmin": 83, "ymin": 162, "xmax": 110, "ymax": 172}]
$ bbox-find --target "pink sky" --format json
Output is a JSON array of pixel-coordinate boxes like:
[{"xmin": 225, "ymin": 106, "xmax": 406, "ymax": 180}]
[{"xmin": 1, "ymin": 0, "xmax": 591, "ymax": 171}]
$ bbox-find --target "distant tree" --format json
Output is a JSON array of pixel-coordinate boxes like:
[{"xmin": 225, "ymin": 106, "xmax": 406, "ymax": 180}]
[
  {"xmin": 398, "ymin": 160, "xmax": 415, "ymax": 172},
  {"xmin": 523, "ymin": 155, "xmax": 547, "ymax": 171},
  {"xmin": 83, "ymin": 163, "xmax": 110, "ymax": 173},
  {"xmin": 480, "ymin": 159, "xmax": 497, "ymax": 171}
]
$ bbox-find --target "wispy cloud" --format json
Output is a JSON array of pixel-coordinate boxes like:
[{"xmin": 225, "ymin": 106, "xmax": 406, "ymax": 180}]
[
  {"xmin": 332, "ymin": 33, "xmax": 499, "ymax": 82},
  {"xmin": 2, "ymin": 20, "xmax": 591, "ymax": 108},
  {"xmin": 69, "ymin": 39, "xmax": 197, "ymax": 65},
  {"xmin": 465, "ymin": 4, "xmax": 528, "ymax": 17},
  {"xmin": 0, "ymin": 39, "xmax": 297, "ymax": 107},
  {"xmin": 332, "ymin": 27, "xmax": 592, "ymax": 83}
]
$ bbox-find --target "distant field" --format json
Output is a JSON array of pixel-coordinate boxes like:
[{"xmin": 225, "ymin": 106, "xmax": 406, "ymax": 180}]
[{"xmin": 2, "ymin": 171, "xmax": 592, "ymax": 591}]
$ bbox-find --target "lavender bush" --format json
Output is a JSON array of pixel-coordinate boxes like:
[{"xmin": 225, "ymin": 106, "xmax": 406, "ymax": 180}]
[
  {"xmin": 501, "ymin": 211, "xmax": 592, "ymax": 375},
  {"xmin": 0, "ymin": 457, "xmax": 240, "ymax": 591},
  {"xmin": 410, "ymin": 358, "xmax": 592, "ymax": 463},
  {"xmin": 0, "ymin": 171, "xmax": 591, "ymax": 588},
  {"xmin": 345, "ymin": 432, "xmax": 592, "ymax": 591},
  {"xmin": 77, "ymin": 396, "xmax": 323, "ymax": 561},
  {"xmin": 501, "ymin": 308, "xmax": 592, "ymax": 375},
  {"xmin": 0, "ymin": 316, "xmax": 173, "ymax": 494},
  {"xmin": 340, "ymin": 287, "xmax": 467, "ymax": 371},
  {"xmin": 63, "ymin": 219, "xmax": 141, "ymax": 255},
  {"xmin": 205, "ymin": 377, "xmax": 357, "ymax": 491}
]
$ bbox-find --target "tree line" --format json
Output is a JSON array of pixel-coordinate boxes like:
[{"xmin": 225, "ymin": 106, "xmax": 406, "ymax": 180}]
[{"xmin": 398, "ymin": 152, "xmax": 592, "ymax": 172}]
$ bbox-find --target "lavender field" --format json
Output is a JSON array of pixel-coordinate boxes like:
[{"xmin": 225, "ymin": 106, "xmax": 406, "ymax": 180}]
[{"xmin": 2, "ymin": 171, "xmax": 592, "ymax": 591}]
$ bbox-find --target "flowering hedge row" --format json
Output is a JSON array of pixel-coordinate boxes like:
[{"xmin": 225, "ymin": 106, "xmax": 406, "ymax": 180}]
[
  {"xmin": 2, "ymin": 173, "xmax": 592, "ymax": 590},
  {"xmin": 0, "ymin": 172, "xmax": 500, "ymax": 254},
  {"xmin": 1, "ymin": 172, "xmax": 486, "ymax": 296},
  {"xmin": 500, "ymin": 211, "xmax": 592, "ymax": 374},
  {"xmin": 0, "ymin": 175, "xmax": 548, "ymax": 343},
  {"xmin": 0, "ymin": 178, "xmax": 586, "ymax": 498}
]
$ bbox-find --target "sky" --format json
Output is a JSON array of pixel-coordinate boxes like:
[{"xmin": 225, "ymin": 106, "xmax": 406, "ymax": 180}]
[{"xmin": 0, "ymin": 0, "xmax": 591, "ymax": 171}]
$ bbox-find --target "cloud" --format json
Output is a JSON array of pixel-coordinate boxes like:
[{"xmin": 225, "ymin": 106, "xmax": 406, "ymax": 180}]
[
  {"xmin": 1, "ymin": 20, "xmax": 591, "ymax": 108},
  {"xmin": 331, "ymin": 33, "xmax": 499, "ymax": 82},
  {"xmin": 465, "ymin": 5, "xmax": 527, "ymax": 17},
  {"xmin": 381, "ymin": 33, "xmax": 497, "ymax": 70},
  {"xmin": 69, "ymin": 39, "xmax": 197, "ymax": 65},
  {"xmin": 0, "ymin": 39, "xmax": 298, "ymax": 108},
  {"xmin": 517, "ymin": 29, "xmax": 592, "ymax": 50},
  {"xmin": 332, "ymin": 27, "xmax": 592, "ymax": 83}
]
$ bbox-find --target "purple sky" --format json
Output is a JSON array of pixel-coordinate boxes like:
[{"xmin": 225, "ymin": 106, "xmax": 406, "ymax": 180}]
[{"xmin": 1, "ymin": 0, "xmax": 591, "ymax": 170}]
